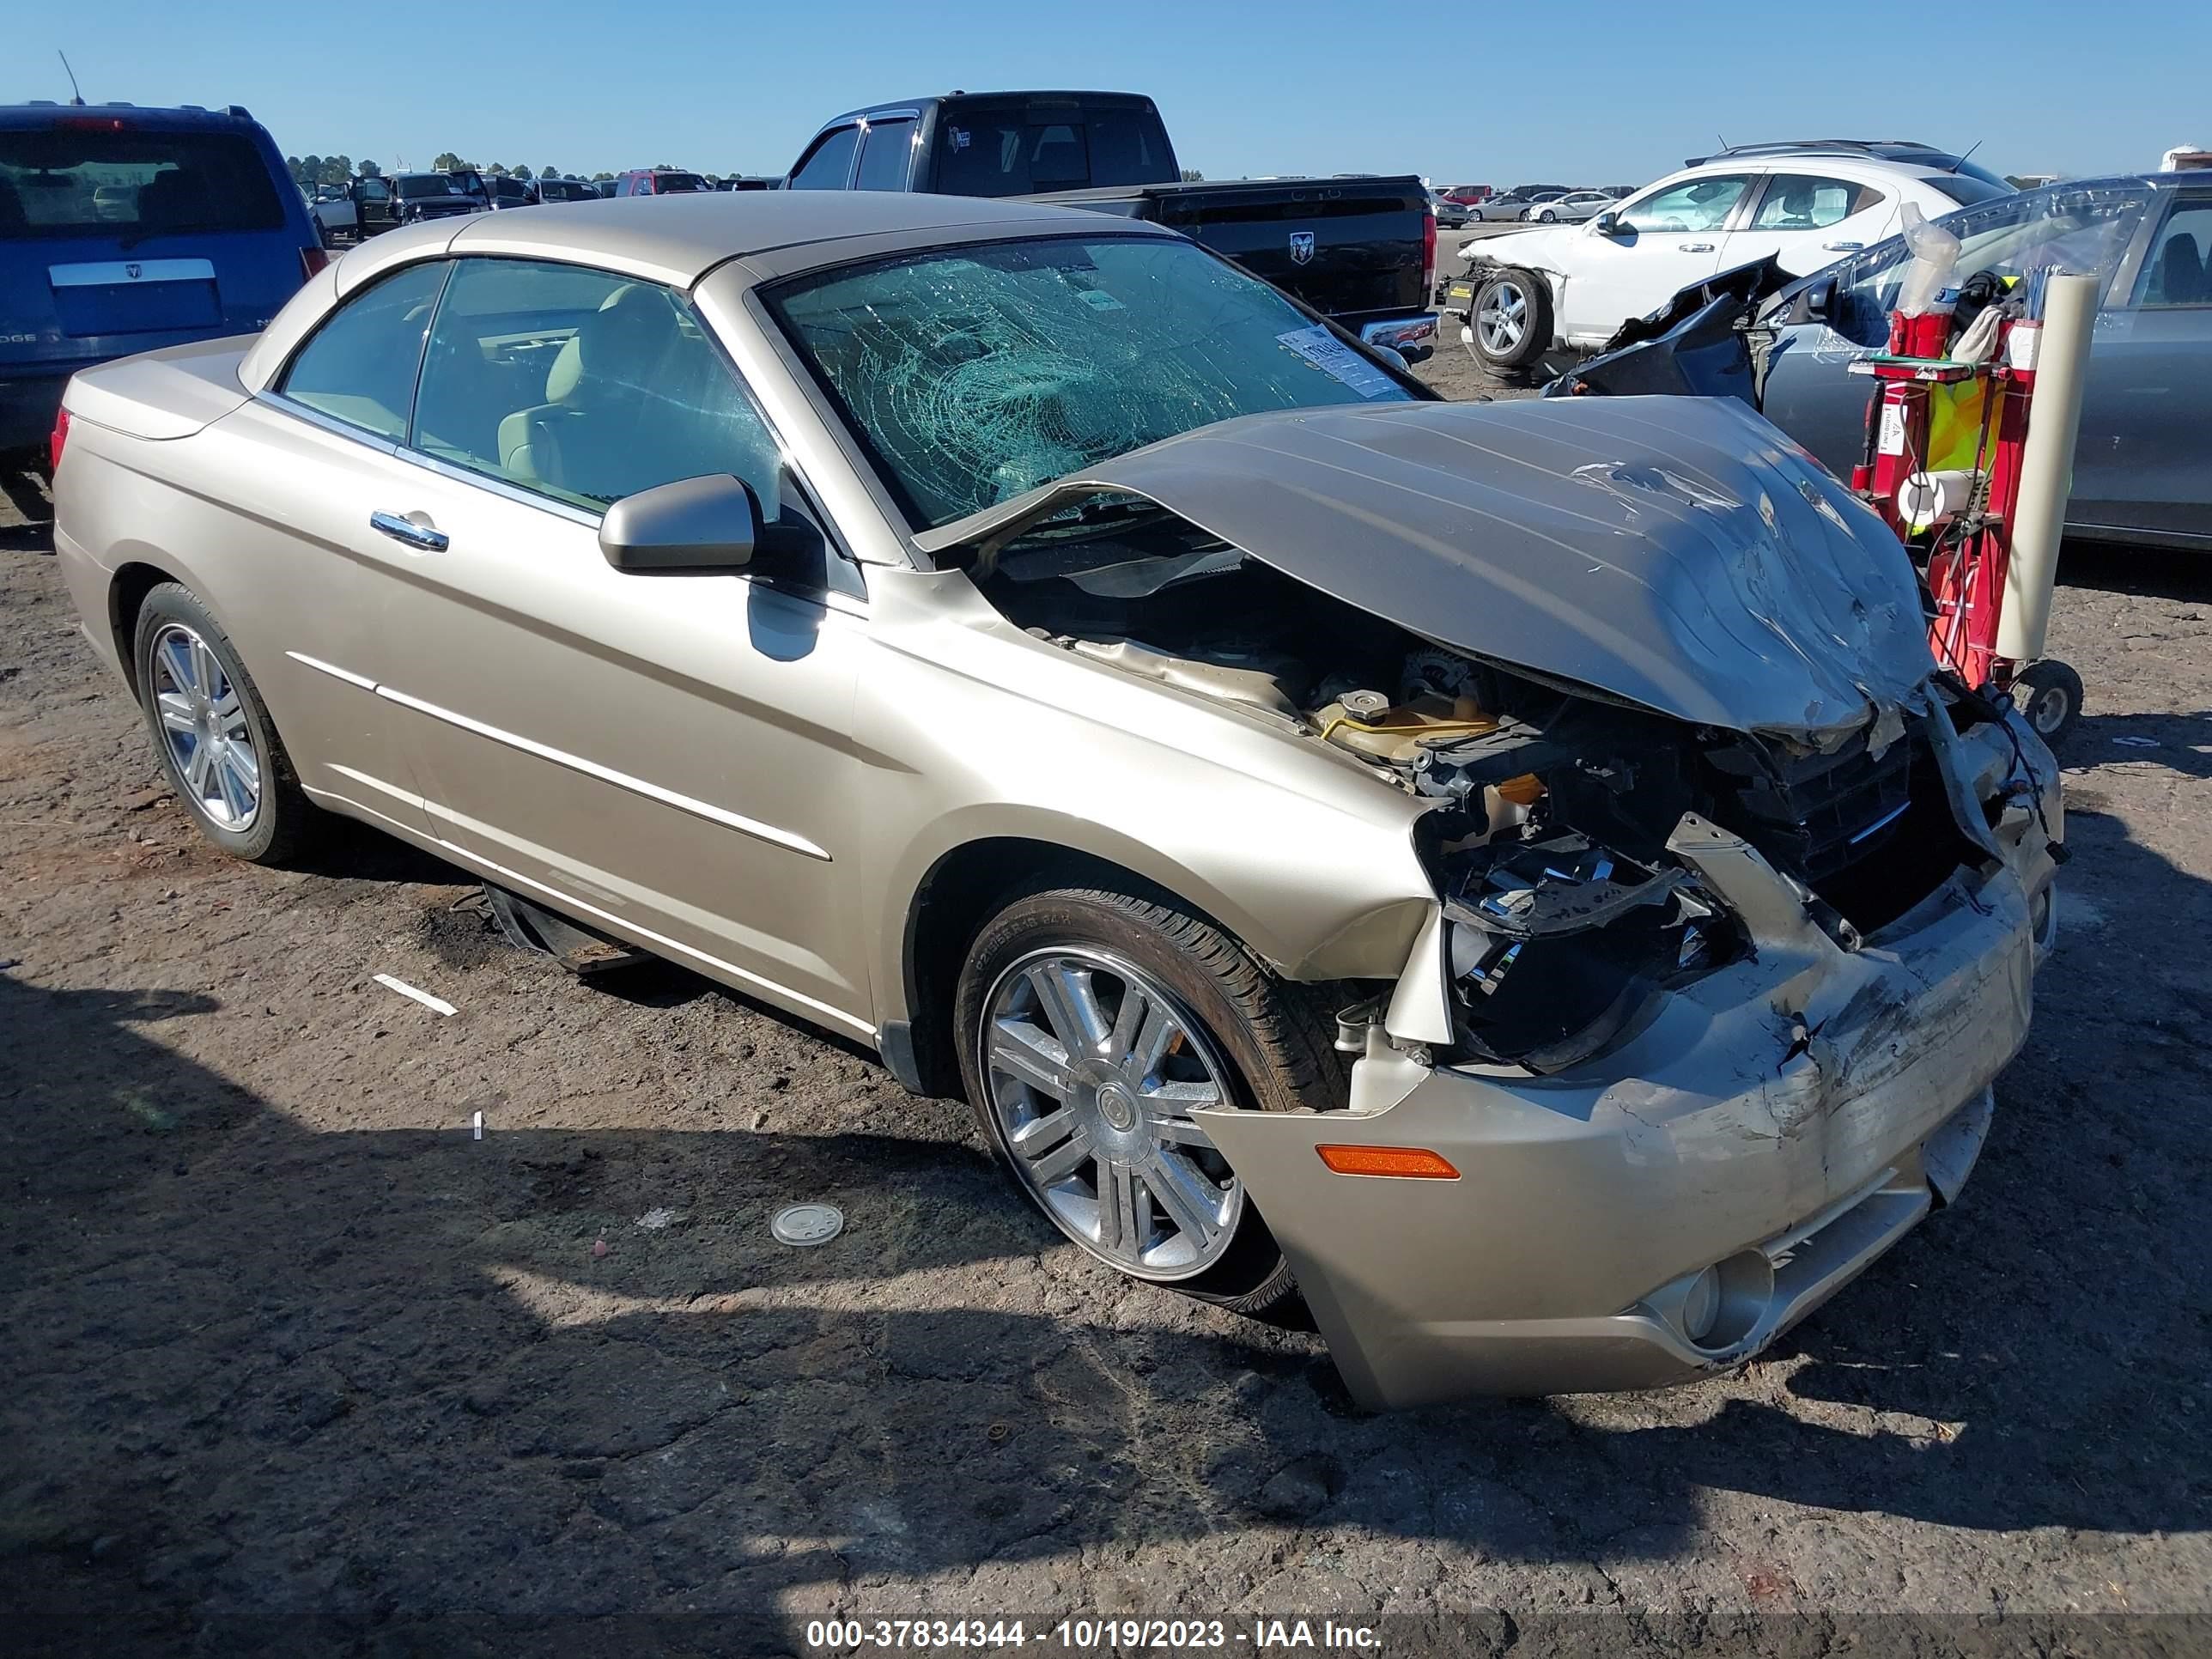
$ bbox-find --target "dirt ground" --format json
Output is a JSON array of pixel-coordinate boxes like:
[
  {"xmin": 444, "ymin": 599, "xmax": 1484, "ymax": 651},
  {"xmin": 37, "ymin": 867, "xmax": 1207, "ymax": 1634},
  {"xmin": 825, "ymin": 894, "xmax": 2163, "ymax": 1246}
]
[{"xmin": 3, "ymin": 344, "xmax": 2210, "ymax": 1656}]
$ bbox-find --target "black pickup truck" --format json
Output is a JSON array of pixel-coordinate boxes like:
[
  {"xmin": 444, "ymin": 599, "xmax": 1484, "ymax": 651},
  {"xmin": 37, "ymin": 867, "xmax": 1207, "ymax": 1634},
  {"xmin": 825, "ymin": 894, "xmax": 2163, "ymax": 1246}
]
[{"xmin": 783, "ymin": 91, "xmax": 1437, "ymax": 357}]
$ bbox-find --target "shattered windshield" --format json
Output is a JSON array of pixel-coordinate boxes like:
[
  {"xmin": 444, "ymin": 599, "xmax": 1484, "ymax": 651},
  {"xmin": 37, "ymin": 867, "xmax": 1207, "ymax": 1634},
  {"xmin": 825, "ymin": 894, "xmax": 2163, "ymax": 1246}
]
[{"xmin": 767, "ymin": 235, "xmax": 1418, "ymax": 528}]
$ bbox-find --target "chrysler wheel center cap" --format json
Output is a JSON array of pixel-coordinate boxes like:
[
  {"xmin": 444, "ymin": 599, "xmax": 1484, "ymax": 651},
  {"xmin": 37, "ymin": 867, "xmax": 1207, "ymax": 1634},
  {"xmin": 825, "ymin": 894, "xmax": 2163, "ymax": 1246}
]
[{"xmin": 1097, "ymin": 1082, "xmax": 1138, "ymax": 1132}]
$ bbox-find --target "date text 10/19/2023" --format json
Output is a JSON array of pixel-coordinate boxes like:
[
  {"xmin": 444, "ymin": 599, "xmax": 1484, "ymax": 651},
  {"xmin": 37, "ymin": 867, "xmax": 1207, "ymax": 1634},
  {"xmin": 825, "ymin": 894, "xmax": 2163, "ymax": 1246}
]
[{"xmin": 805, "ymin": 1620, "xmax": 1383, "ymax": 1650}]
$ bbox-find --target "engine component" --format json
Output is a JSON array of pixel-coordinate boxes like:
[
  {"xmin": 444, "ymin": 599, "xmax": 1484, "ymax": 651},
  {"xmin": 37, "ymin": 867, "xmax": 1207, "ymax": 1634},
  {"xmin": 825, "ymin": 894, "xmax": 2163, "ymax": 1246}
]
[{"xmin": 1315, "ymin": 691, "xmax": 1500, "ymax": 763}]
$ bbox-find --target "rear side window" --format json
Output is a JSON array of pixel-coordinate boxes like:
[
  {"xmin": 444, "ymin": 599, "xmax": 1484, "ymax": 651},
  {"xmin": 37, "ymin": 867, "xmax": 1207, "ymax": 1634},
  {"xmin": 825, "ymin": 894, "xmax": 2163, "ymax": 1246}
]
[
  {"xmin": 277, "ymin": 261, "xmax": 447, "ymax": 440},
  {"xmin": 1751, "ymin": 174, "xmax": 1881, "ymax": 230},
  {"xmin": 408, "ymin": 257, "xmax": 784, "ymax": 515},
  {"xmin": 790, "ymin": 127, "xmax": 860, "ymax": 190},
  {"xmin": 653, "ymin": 173, "xmax": 706, "ymax": 193},
  {"xmin": 933, "ymin": 104, "xmax": 1173, "ymax": 196},
  {"xmin": 0, "ymin": 125, "xmax": 285, "ymax": 240},
  {"xmin": 854, "ymin": 120, "xmax": 915, "ymax": 191}
]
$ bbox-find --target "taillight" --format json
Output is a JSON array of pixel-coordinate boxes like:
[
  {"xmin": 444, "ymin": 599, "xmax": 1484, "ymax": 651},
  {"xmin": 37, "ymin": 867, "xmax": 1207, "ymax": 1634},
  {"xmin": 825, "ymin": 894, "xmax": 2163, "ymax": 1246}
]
[
  {"xmin": 1421, "ymin": 209, "xmax": 1437, "ymax": 300},
  {"xmin": 301, "ymin": 244, "xmax": 330, "ymax": 280},
  {"xmin": 49, "ymin": 407, "xmax": 71, "ymax": 474}
]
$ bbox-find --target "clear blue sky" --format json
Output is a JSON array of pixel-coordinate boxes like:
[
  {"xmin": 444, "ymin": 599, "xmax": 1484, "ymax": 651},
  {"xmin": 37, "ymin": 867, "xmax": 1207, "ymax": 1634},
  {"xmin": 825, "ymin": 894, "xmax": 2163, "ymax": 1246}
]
[{"xmin": 15, "ymin": 0, "xmax": 2203, "ymax": 185}]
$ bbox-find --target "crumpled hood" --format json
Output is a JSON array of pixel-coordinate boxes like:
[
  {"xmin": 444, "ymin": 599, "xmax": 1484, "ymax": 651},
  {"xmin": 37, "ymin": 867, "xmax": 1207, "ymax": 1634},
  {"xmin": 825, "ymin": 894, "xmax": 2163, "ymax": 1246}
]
[{"xmin": 915, "ymin": 396, "xmax": 1935, "ymax": 740}]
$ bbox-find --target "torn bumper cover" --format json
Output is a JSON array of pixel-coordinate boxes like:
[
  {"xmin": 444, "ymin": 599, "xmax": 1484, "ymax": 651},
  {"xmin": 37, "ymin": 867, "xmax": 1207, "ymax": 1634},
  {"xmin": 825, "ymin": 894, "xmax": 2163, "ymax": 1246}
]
[{"xmin": 1194, "ymin": 726, "xmax": 2059, "ymax": 1410}]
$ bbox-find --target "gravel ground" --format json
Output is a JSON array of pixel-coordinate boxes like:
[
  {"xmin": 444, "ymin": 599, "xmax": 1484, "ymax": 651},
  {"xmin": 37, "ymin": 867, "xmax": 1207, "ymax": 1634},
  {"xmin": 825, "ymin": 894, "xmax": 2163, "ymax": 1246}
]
[{"xmin": 3, "ymin": 348, "xmax": 2210, "ymax": 1656}]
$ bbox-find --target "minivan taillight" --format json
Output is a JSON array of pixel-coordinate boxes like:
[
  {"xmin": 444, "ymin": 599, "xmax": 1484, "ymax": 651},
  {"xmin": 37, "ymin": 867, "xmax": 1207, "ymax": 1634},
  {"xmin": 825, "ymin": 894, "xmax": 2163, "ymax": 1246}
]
[
  {"xmin": 49, "ymin": 407, "xmax": 71, "ymax": 475},
  {"xmin": 301, "ymin": 244, "xmax": 330, "ymax": 280}
]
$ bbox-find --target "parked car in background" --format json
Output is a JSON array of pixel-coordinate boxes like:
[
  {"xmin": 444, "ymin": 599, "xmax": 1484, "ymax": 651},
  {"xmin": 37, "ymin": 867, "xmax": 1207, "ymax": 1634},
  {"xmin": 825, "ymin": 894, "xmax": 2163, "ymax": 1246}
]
[
  {"xmin": 47, "ymin": 191, "xmax": 2059, "ymax": 1410},
  {"xmin": 1557, "ymin": 173, "xmax": 2212, "ymax": 550},
  {"xmin": 0, "ymin": 100, "xmax": 322, "ymax": 460},
  {"xmin": 386, "ymin": 172, "xmax": 484, "ymax": 227},
  {"xmin": 1428, "ymin": 188, "xmax": 1473, "ymax": 228},
  {"xmin": 785, "ymin": 90, "xmax": 1440, "ymax": 357},
  {"xmin": 483, "ymin": 174, "xmax": 532, "ymax": 210},
  {"xmin": 1453, "ymin": 143, "xmax": 2013, "ymax": 370},
  {"xmin": 1440, "ymin": 184, "xmax": 1492, "ymax": 205},
  {"xmin": 1468, "ymin": 186, "xmax": 1565, "ymax": 222},
  {"xmin": 1521, "ymin": 190, "xmax": 1618, "ymax": 223},
  {"xmin": 612, "ymin": 169, "xmax": 708, "ymax": 197},
  {"xmin": 530, "ymin": 176, "xmax": 601, "ymax": 204},
  {"xmin": 714, "ymin": 176, "xmax": 778, "ymax": 191}
]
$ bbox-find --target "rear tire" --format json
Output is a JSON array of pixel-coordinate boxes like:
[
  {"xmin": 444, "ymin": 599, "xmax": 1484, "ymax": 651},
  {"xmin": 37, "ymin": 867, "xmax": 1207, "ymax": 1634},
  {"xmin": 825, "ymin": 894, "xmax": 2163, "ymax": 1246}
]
[
  {"xmin": 131, "ymin": 582, "xmax": 315, "ymax": 866},
  {"xmin": 953, "ymin": 883, "xmax": 1346, "ymax": 1319},
  {"xmin": 1470, "ymin": 269, "xmax": 1553, "ymax": 371}
]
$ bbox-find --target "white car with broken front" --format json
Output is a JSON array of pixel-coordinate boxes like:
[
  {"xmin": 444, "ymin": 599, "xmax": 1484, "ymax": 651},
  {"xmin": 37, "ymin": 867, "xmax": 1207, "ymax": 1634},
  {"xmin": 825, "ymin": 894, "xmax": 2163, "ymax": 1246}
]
[{"xmin": 1455, "ymin": 144, "xmax": 2014, "ymax": 371}]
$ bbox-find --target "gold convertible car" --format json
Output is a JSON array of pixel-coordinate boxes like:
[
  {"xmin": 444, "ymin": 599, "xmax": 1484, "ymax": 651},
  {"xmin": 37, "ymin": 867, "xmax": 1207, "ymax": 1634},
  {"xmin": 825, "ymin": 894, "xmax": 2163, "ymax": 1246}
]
[{"xmin": 49, "ymin": 191, "xmax": 2063, "ymax": 1408}]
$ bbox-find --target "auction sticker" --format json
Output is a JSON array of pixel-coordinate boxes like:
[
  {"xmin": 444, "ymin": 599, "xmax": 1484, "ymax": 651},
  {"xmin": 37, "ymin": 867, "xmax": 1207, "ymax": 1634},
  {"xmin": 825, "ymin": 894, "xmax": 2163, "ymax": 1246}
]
[{"xmin": 1275, "ymin": 325, "xmax": 1400, "ymax": 398}]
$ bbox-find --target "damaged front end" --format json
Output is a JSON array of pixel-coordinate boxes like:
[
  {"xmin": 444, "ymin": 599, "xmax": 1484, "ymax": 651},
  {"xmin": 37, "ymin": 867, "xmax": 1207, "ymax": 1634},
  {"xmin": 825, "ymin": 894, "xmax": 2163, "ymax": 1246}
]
[
  {"xmin": 1547, "ymin": 253, "xmax": 1802, "ymax": 404},
  {"xmin": 921, "ymin": 397, "xmax": 2062, "ymax": 1407}
]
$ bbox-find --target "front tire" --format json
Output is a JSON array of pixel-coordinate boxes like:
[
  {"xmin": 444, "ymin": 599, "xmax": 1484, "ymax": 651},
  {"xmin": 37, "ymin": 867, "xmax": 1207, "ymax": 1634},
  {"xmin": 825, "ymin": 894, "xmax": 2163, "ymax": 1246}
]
[
  {"xmin": 1470, "ymin": 269, "xmax": 1553, "ymax": 371},
  {"xmin": 953, "ymin": 884, "xmax": 1346, "ymax": 1317},
  {"xmin": 131, "ymin": 582, "xmax": 314, "ymax": 865}
]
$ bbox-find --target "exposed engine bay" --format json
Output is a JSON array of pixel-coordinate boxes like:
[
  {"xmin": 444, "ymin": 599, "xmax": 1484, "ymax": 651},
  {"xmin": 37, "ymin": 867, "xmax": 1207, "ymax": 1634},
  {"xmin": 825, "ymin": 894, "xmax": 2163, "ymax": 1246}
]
[{"xmin": 979, "ymin": 504, "xmax": 1995, "ymax": 1074}]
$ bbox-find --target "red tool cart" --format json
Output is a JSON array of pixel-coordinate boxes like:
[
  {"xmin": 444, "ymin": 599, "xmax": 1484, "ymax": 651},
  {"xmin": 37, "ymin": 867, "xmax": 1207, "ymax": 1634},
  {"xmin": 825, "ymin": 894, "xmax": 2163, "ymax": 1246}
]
[{"xmin": 1845, "ymin": 274, "xmax": 2092, "ymax": 744}]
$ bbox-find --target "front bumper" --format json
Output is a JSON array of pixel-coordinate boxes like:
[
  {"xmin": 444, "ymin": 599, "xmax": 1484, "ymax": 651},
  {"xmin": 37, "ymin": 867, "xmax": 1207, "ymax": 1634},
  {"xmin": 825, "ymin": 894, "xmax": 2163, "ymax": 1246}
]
[{"xmin": 1195, "ymin": 734, "xmax": 2060, "ymax": 1409}]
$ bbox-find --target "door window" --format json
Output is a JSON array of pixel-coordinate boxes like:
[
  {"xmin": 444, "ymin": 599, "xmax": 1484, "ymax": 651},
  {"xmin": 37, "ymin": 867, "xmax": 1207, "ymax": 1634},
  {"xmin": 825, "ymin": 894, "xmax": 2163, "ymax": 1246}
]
[
  {"xmin": 854, "ymin": 119, "xmax": 915, "ymax": 191},
  {"xmin": 1617, "ymin": 174, "xmax": 1751, "ymax": 234},
  {"xmin": 789, "ymin": 126, "xmax": 860, "ymax": 190},
  {"xmin": 406, "ymin": 257, "xmax": 784, "ymax": 515},
  {"xmin": 2134, "ymin": 199, "xmax": 2212, "ymax": 307},
  {"xmin": 1751, "ymin": 174, "xmax": 1879, "ymax": 231},
  {"xmin": 276, "ymin": 260, "xmax": 448, "ymax": 440}
]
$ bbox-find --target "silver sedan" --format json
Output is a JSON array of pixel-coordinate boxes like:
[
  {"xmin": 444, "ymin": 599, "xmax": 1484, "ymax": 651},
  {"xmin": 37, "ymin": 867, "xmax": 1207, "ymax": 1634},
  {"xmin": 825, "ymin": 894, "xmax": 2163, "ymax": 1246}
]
[{"xmin": 49, "ymin": 192, "xmax": 2062, "ymax": 1407}]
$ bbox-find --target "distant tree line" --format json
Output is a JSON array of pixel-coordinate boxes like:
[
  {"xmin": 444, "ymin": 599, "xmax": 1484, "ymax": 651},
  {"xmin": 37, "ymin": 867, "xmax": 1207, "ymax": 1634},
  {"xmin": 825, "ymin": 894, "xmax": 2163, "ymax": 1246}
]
[{"xmin": 289, "ymin": 151, "xmax": 763, "ymax": 186}]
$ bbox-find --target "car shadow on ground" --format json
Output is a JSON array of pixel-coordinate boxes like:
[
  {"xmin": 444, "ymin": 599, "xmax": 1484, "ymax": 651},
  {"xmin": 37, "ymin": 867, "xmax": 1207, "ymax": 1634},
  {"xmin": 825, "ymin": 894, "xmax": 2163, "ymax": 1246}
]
[
  {"xmin": 4, "ymin": 858, "xmax": 2208, "ymax": 1659},
  {"xmin": 0, "ymin": 465, "xmax": 54, "ymax": 553}
]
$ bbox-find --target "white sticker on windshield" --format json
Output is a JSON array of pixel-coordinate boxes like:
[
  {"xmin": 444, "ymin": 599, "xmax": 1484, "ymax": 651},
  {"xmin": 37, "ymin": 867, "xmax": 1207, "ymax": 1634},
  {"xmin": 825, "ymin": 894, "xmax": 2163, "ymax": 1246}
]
[{"xmin": 1275, "ymin": 325, "xmax": 1398, "ymax": 398}]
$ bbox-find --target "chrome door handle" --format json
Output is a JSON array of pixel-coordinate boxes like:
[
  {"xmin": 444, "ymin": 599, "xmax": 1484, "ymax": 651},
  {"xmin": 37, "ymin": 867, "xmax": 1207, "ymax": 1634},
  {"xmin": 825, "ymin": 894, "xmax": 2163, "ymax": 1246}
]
[
  {"xmin": 1678, "ymin": 241, "xmax": 1715, "ymax": 252},
  {"xmin": 1822, "ymin": 240, "xmax": 1865, "ymax": 252},
  {"xmin": 370, "ymin": 510, "xmax": 448, "ymax": 551}
]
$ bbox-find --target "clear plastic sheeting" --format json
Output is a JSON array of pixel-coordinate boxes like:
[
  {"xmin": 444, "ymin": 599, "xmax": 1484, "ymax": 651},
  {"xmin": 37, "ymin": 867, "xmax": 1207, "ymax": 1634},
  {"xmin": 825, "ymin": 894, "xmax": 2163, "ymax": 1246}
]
[{"xmin": 770, "ymin": 237, "xmax": 1413, "ymax": 527}]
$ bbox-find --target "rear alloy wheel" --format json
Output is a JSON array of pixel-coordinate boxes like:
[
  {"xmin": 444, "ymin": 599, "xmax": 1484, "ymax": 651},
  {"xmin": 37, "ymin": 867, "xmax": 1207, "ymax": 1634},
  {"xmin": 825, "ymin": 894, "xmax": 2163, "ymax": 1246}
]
[
  {"xmin": 1470, "ymin": 269, "xmax": 1552, "ymax": 371},
  {"xmin": 954, "ymin": 884, "xmax": 1346, "ymax": 1316},
  {"xmin": 132, "ymin": 582, "xmax": 314, "ymax": 865}
]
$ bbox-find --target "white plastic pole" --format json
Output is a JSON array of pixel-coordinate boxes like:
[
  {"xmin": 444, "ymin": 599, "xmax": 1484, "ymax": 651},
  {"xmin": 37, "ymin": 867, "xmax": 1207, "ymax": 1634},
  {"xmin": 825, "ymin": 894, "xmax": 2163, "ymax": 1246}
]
[{"xmin": 1998, "ymin": 271, "xmax": 2099, "ymax": 663}]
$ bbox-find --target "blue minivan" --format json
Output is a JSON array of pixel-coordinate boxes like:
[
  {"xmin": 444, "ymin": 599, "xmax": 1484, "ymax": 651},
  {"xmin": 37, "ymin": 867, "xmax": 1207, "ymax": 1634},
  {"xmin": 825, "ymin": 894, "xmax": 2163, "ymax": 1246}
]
[{"xmin": 1, "ymin": 102, "xmax": 324, "ymax": 460}]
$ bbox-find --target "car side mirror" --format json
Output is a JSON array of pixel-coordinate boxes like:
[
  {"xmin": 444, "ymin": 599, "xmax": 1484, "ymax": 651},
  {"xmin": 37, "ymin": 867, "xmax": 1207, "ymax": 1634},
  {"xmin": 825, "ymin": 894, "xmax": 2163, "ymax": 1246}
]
[
  {"xmin": 1594, "ymin": 211, "xmax": 1626, "ymax": 237},
  {"xmin": 599, "ymin": 474, "xmax": 763, "ymax": 572},
  {"xmin": 1803, "ymin": 276, "xmax": 1837, "ymax": 322}
]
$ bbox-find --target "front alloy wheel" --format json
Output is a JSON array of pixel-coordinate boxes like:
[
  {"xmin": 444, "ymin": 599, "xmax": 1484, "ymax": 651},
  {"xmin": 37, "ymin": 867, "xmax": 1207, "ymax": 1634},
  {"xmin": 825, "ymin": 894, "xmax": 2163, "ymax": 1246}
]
[
  {"xmin": 981, "ymin": 948, "xmax": 1242, "ymax": 1277},
  {"xmin": 955, "ymin": 883, "xmax": 1349, "ymax": 1316}
]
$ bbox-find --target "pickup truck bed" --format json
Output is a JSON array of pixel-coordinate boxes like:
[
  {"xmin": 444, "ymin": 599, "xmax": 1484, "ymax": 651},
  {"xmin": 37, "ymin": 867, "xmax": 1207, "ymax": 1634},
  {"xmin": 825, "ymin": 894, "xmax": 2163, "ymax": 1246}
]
[
  {"xmin": 1033, "ymin": 176, "xmax": 1436, "ymax": 337},
  {"xmin": 783, "ymin": 91, "xmax": 1436, "ymax": 355}
]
